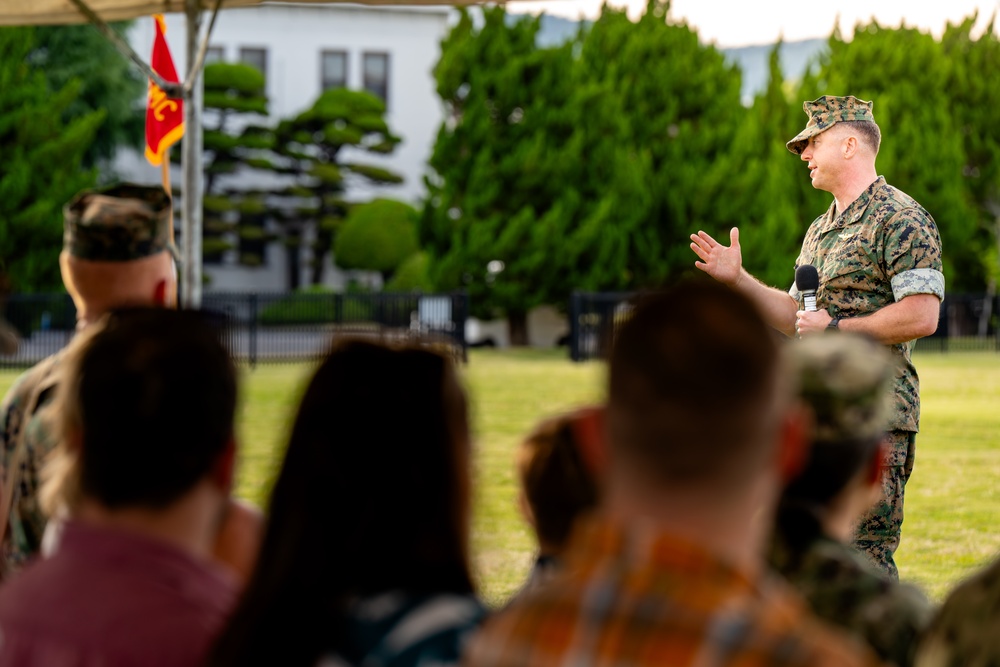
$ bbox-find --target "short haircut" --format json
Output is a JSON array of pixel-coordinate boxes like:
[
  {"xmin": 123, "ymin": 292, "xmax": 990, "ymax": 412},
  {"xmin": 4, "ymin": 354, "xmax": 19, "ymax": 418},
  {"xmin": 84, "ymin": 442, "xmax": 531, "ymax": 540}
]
[
  {"xmin": 518, "ymin": 412, "xmax": 601, "ymax": 550},
  {"xmin": 837, "ymin": 120, "xmax": 881, "ymax": 155},
  {"xmin": 65, "ymin": 308, "xmax": 236, "ymax": 510},
  {"xmin": 608, "ymin": 280, "xmax": 786, "ymax": 487}
]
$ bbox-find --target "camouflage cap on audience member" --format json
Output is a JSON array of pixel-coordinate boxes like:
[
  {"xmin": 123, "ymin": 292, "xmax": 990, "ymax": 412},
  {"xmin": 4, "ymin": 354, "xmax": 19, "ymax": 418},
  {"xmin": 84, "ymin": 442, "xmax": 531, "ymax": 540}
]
[
  {"xmin": 792, "ymin": 333, "xmax": 894, "ymax": 445},
  {"xmin": 786, "ymin": 95, "xmax": 875, "ymax": 155},
  {"xmin": 63, "ymin": 183, "xmax": 175, "ymax": 262}
]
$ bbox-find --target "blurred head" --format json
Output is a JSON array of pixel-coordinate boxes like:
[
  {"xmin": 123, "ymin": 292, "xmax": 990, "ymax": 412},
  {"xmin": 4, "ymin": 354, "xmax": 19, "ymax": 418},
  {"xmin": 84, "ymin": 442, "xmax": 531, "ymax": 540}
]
[
  {"xmin": 607, "ymin": 280, "xmax": 792, "ymax": 498},
  {"xmin": 210, "ymin": 339, "xmax": 472, "ymax": 667},
  {"xmin": 780, "ymin": 333, "xmax": 894, "ymax": 530},
  {"xmin": 517, "ymin": 406, "xmax": 605, "ymax": 554},
  {"xmin": 50, "ymin": 308, "xmax": 237, "ymax": 512},
  {"xmin": 59, "ymin": 183, "xmax": 177, "ymax": 326}
]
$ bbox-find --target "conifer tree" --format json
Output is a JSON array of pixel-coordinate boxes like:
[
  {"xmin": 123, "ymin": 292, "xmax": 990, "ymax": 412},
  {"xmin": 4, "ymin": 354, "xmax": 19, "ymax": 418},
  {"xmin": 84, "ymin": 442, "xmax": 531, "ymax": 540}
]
[{"xmin": 0, "ymin": 27, "xmax": 103, "ymax": 292}]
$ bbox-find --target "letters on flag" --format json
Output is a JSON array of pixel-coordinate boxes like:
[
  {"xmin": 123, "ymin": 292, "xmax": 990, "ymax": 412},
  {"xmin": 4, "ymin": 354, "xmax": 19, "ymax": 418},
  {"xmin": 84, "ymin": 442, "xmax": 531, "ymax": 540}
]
[{"xmin": 144, "ymin": 15, "xmax": 184, "ymax": 166}]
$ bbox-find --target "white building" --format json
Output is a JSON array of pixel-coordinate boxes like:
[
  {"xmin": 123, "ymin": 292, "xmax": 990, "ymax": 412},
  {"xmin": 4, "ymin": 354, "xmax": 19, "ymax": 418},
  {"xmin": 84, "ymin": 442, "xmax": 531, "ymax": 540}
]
[{"xmin": 116, "ymin": 3, "xmax": 452, "ymax": 291}]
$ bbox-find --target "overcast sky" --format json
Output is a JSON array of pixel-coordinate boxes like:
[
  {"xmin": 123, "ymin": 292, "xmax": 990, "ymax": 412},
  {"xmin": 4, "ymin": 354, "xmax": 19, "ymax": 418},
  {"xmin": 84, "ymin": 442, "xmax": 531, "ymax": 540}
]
[{"xmin": 508, "ymin": 0, "xmax": 1000, "ymax": 46}]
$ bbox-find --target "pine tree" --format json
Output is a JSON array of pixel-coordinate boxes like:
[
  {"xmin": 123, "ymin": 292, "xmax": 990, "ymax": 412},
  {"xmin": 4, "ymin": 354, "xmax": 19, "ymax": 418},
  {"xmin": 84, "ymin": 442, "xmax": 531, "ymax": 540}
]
[
  {"xmin": 0, "ymin": 27, "xmax": 103, "ymax": 292},
  {"xmin": 269, "ymin": 88, "xmax": 402, "ymax": 288}
]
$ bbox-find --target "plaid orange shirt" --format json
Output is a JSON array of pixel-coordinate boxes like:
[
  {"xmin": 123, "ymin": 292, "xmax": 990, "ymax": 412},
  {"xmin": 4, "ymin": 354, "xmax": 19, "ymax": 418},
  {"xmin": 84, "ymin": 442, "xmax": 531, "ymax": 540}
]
[{"xmin": 465, "ymin": 516, "xmax": 883, "ymax": 667}]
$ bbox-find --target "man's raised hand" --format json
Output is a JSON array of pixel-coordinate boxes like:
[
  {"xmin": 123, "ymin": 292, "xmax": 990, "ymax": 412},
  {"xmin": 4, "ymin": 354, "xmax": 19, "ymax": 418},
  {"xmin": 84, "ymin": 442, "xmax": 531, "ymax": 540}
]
[{"xmin": 690, "ymin": 227, "xmax": 743, "ymax": 287}]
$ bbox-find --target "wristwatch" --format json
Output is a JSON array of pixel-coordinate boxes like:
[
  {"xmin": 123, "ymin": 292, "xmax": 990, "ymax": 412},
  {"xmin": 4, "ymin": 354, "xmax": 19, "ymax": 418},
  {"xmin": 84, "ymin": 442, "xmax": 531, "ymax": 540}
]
[{"xmin": 827, "ymin": 317, "xmax": 841, "ymax": 330}]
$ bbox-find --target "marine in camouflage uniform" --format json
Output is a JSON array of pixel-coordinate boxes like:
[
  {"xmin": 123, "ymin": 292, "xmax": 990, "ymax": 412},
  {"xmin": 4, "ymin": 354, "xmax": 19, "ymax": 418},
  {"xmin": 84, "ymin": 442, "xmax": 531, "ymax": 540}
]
[
  {"xmin": 770, "ymin": 334, "xmax": 933, "ymax": 667},
  {"xmin": 785, "ymin": 96, "xmax": 945, "ymax": 579},
  {"xmin": 916, "ymin": 556, "xmax": 1000, "ymax": 667},
  {"xmin": 0, "ymin": 183, "xmax": 173, "ymax": 578}
]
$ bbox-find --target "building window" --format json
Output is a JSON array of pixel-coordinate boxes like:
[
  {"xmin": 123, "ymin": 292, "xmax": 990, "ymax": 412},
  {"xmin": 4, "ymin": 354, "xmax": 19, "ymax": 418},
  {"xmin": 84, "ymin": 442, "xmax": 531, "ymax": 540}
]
[
  {"xmin": 362, "ymin": 52, "xmax": 389, "ymax": 106},
  {"xmin": 321, "ymin": 50, "xmax": 348, "ymax": 91},
  {"xmin": 205, "ymin": 46, "xmax": 224, "ymax": 64},
  {"xmin": 240, "ymin": 47, "xmax": 268, "ymax": 83}
]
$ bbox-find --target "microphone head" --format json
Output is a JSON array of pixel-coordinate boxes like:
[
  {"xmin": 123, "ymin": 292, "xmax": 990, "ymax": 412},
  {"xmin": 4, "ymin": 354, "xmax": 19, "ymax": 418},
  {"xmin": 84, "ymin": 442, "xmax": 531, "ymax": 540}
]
[{"xmin": 795, "ymin": 264, "xmax": 819, "ymax": 293}]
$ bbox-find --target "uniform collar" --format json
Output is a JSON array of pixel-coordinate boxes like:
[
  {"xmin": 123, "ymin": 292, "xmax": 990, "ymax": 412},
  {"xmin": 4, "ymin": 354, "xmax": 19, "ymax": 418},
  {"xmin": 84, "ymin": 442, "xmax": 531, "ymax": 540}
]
[{"xmin": 818, "ymin": 176, "xmax": 886, "ymax": 233}]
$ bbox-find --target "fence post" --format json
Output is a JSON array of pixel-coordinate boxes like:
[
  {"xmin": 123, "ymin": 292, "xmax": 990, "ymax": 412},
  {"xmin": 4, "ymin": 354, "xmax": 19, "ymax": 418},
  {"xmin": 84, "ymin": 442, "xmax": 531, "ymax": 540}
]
[
  {"xmin": 569, "ymin": 292, "xmax": 581, "ymax": 362},
  {"xmin": 248, "ymin": 293, "xmax": 258, "ymax": 370},
  {"xmin": 457, "ymin": 291, "xmax": 468, "ymax": 363}
]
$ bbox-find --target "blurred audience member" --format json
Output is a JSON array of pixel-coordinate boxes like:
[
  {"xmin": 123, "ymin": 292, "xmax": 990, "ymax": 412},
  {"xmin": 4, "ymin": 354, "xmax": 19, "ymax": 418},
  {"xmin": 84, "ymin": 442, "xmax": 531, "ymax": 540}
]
[
  {"xmin": 516, "ymin": 406, "xmax": 604, "ymax": 590},
  {"xmin": 0, "ymin": 183, "xmax": 261, "ymax": 583},
  {"xmin": 0, "ymin": 308, "xmax": 239, "ymax": 666},
  {"xmin": 771, "ymin": 333, "xmax": 932, "ymax": 667},
  {"xmin": 915, "ymin": 557, "xmax": 1000, "ymax": 665},
  {"xmin": 464, "ymin": 280, "xmax": 880, "ymax": 667},
  {"xmin": 208, "ymin": 340, "xmax": 484, "ymax": 667}
]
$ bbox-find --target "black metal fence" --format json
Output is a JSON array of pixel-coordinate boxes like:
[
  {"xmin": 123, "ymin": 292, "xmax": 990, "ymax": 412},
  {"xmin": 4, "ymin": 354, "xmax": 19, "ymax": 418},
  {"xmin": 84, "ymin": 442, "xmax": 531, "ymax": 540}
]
[
  {"xmin": 0, "ymin": 291, "xmax": 469, "ymax": 369},
  {"xmin": 568, "ymin": 291, "xmax": 1000, "ymax": 361}
]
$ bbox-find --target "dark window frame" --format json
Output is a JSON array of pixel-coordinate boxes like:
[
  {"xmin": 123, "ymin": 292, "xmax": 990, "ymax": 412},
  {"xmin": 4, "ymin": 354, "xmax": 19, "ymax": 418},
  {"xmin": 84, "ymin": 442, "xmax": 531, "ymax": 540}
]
[
  {"xmin": 239, "ymin": 47, "xmax": 268, "ymax": 84},
  {"xmin": 362, "ymin": 51, "xmax": 390, "ymax": 107},
  {"xmin": 320, "ymin": 49, "xmax": 349, "ymax": 91}
]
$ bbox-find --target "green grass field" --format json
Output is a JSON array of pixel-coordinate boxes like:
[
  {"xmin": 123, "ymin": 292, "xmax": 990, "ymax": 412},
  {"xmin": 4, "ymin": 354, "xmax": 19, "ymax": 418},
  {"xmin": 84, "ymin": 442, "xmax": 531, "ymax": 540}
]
[{"xmin": 1, "ymin": 348, "xmax": 996, "ymax": 605}]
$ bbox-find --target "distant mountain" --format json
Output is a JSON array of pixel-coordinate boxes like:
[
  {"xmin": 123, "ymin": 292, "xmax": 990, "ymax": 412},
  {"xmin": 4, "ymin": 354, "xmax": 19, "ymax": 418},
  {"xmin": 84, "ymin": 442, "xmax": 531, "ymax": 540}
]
[
  {"xmin": 506, "ymin": 12, "xmax": 587, "ymax": 47},
  {"xmin": 509, "ymin": 12, "xmax": 828, "ymax": 105},
  {"xmin": 721, "ymin": 39, "xmax": 828, "ymax": 105}
]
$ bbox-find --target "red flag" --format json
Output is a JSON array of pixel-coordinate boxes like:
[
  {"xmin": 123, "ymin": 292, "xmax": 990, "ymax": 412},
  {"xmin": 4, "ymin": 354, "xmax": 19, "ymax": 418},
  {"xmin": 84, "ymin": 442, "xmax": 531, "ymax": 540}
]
[{"xmin": 145, "ymin": 15, "xmax": 184, "ymax": 166}]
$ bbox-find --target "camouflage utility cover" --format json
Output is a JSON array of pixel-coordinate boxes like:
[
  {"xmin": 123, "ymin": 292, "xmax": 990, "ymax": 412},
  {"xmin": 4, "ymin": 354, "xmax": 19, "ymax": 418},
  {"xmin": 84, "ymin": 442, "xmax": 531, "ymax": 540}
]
[
  {"xmin": 787, "ymin": 95, "xmax": 875, "ymax": 155},
  {"xmin": 788, "ymin": 176, "xmax": 945, "ymax": 448},
  {"xmin": 0, "ymin": 353, "xmax": 63, "ymax": 576},
  {"xmin": 64, "ymin": 183, "xmax": 174, "ymax": 262},
  {"xmin": 791, "ymin": 333, "xmax": 894, "ymax": 445},
  {"xmin": 917, "ymin": 556, "xmax": 1000, "ymax": 667},
  {"xmin": 770, "ymin": 514, "xmax": 932, "ymax": 667}
]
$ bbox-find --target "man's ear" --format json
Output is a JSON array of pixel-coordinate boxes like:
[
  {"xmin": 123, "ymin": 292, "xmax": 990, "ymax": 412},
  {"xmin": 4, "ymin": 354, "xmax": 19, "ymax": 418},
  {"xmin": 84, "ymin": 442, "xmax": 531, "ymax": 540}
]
[
  {"xmin": 212, "ymin": 438, "xmax": 237, "ymax": 495},
  {"xmin": 865, "ymin": 439, "xmax": 888, "ymax": 487},
  {"xmin": 66, "ymin": 427, "xmax": 84, "ymax": 453},
  {"xmin": 152, "ymin": 279, "xmax": 168, "ymax": 307},
  {"xmin": 776, "ymin": 401, "xmax": 810, "ymax": 484},
  {"xmin": 842, "ymin": 135, "xmax": 858, "ymax": 159}
]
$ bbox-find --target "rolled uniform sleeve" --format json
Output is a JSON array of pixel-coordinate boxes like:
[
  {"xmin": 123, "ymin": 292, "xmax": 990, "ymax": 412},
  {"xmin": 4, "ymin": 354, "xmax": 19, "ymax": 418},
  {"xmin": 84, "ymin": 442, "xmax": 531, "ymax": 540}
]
[{"xmin": 883, "ymin": 209, "xmax": 945, "ymax": 302}]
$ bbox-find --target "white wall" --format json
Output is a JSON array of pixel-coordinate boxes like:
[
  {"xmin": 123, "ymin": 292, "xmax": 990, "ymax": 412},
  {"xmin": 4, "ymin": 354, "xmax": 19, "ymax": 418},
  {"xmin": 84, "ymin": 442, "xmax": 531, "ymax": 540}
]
[{"xmin": 115, "ymin": 4, "xmax": 451, "ymax": 291}]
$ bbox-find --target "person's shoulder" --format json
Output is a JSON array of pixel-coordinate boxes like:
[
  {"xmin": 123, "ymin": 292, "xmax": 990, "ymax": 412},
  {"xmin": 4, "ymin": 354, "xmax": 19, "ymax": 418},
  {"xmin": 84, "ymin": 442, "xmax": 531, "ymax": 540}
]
[
  {"xmin": 0, "ymin": 548, "xmax": 69, "ymax": 620},
  {"xmin": 0, "ymin": 353, "xmax": 62, "ymax": 414},
  {"xmin": 787, "ymin": 538, "xmax": 931, "ymax": 662},
  {"xmin": 918, "ymin": 556, "xmax": 1000, "ymax": 667},
  {"xmin": 755, "ymin": 573, "xmax": 884, "ymax": 666},
  {"xmin": 874, "ymin": 182, "xmax": 935, "ymax": 224}
]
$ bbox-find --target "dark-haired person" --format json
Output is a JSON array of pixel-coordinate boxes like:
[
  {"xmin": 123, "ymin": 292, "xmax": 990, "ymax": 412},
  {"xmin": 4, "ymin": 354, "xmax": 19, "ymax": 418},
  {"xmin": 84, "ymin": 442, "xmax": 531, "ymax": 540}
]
[
  {"xmin": 465, "ymin": 281, "xmax": 880, "ymax": 667},
  {"xmin": 771, "ymin": 333, "xmax": 932, "ymax": 667},
  {"xmin": 0, "ymin": 184, "xmax": 262, "ymax": 584},
  {"xmin": 208, "ymin": 339, "xmax": 484, "ymax": 667},
  {"xmin": 515, "ymin": 406, "xmax": 604, "ymax": 591},
  {"xmin": 0, "ymin": 308, "xmax": 240, "ymax": 666},
  {"xmin": 691, "ymin": 96, "xmax": 944, "ymax": 579}
]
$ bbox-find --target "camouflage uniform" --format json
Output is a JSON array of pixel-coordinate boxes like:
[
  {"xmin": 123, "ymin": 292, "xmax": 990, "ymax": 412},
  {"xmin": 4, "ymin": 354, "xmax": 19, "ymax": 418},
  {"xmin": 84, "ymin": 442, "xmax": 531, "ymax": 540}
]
[
  {"xmin": 786, "ymin": 97, "xmax": 945, "ymax": 579},
  {"xmin": 0, "ymin": 183, "xmax": 173, "ymax": 578},
  {"xmin": 916, "ymin": 556, "xmax": 1000, "ymax": 667},
  {"xmin": 772, "ymin": 334, "xmax": 933, "ymax": 667},
  {"xmin": 771, "ymin": 520, "xmax": 932, "ymax": 667}
]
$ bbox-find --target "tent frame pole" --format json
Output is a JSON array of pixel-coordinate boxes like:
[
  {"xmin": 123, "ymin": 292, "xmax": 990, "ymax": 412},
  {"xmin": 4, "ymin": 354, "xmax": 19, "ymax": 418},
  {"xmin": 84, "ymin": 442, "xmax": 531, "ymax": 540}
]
[{"xmin": 181, "ymin": 0, "xmax": 204, "ymax": 308}]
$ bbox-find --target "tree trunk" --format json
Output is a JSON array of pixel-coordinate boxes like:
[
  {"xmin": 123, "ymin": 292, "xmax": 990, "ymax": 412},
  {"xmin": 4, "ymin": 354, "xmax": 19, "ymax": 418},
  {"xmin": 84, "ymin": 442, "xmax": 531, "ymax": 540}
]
[{"xmin": 508, "ymin": 309, "xmax": 529, "ymax": 347}]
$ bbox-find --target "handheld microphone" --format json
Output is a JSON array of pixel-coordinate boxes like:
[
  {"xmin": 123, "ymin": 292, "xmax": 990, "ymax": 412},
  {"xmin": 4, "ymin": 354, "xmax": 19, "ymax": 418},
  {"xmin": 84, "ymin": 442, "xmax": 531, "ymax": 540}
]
[{"xmin": 795, "ymin": 264, "xmax": 819, "ymax": 312}]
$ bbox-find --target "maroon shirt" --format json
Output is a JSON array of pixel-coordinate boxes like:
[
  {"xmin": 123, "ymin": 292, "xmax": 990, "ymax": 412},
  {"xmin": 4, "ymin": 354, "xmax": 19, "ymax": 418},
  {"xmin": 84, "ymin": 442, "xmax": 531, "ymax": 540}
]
[{"xmin": 0, "ymin": 520, "xmax": 236, "ymax": 667}]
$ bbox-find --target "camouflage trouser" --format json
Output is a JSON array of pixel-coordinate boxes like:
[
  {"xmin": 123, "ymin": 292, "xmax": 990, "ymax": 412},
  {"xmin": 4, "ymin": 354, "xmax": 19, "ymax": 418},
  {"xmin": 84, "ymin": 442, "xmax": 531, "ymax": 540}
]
[{"xmin": 853, "ymin": 430, "xmax": 916, "ymax": 581}]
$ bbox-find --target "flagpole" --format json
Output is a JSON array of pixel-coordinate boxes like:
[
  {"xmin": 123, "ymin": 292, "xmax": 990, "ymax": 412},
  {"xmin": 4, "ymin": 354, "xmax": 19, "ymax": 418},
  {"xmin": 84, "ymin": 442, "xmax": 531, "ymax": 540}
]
[{"xmin": 162, "ymin": 148, "xmax": 179, "ymax": 306}]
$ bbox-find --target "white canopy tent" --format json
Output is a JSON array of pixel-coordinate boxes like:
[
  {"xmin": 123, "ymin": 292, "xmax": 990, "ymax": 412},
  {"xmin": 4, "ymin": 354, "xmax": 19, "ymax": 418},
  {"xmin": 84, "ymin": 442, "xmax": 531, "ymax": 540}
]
[{"xmin": 0, "ymin": 0, "xmax": 531, "ymax": 307}]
